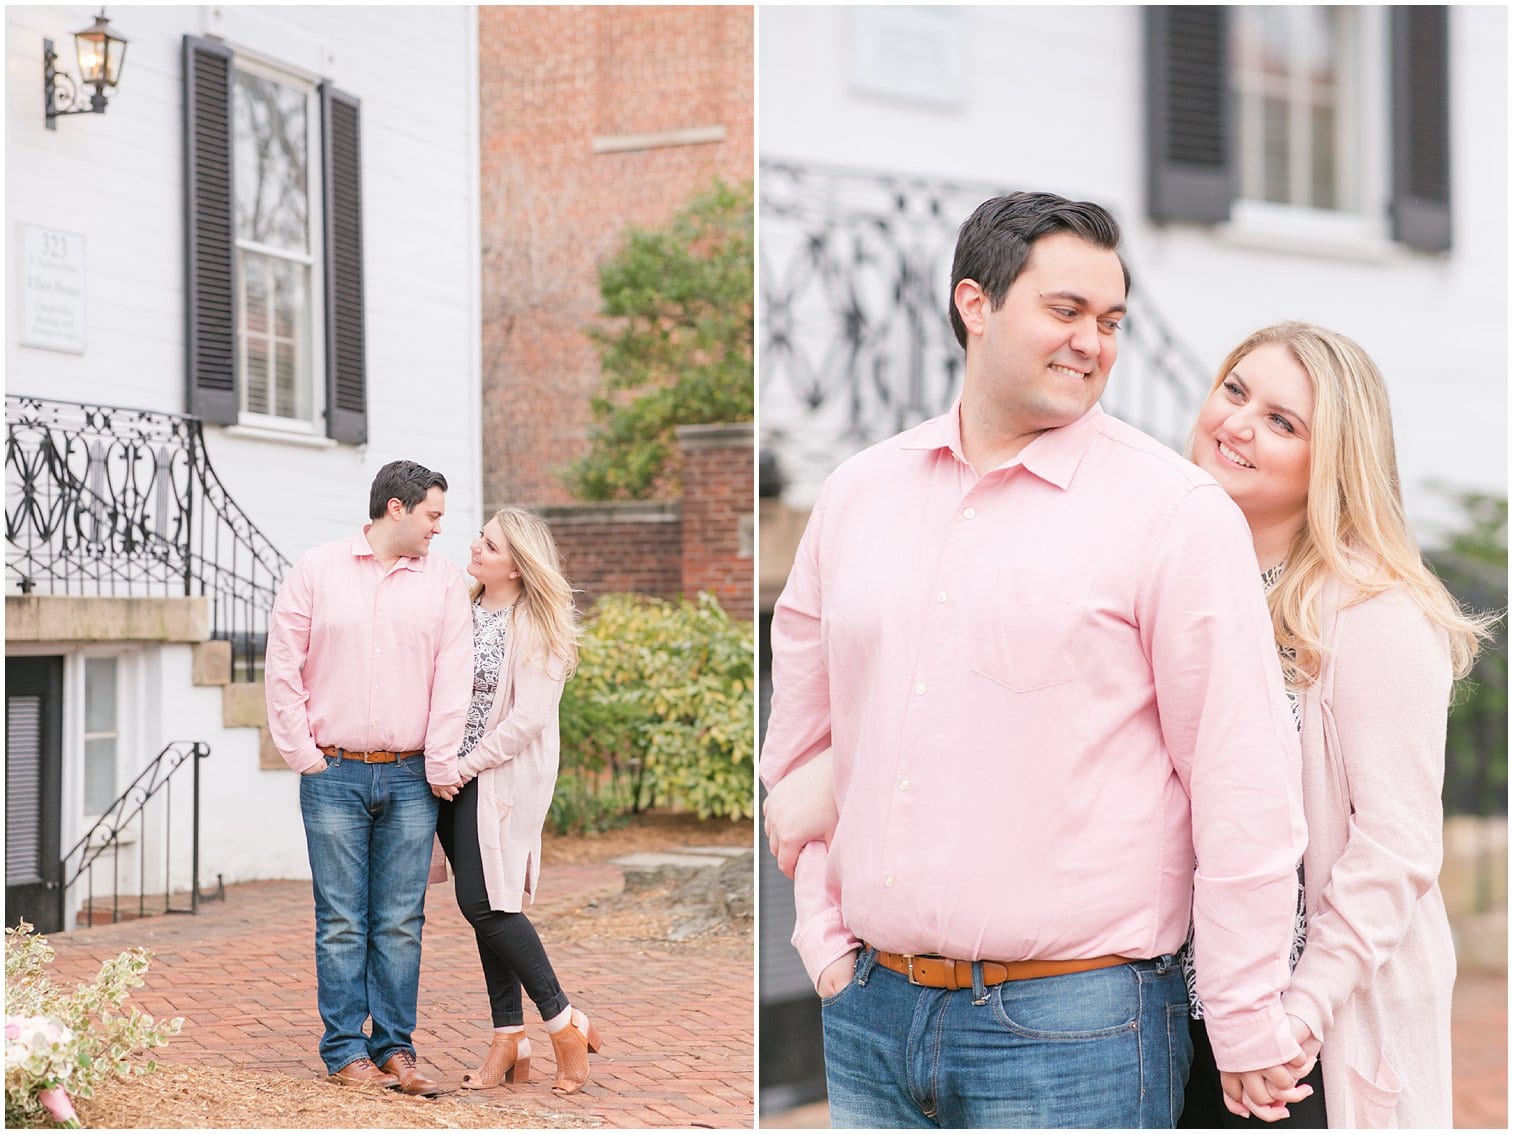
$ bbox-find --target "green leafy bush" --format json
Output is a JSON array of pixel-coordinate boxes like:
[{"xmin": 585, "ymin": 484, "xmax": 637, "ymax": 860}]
[
  {"xmin": 565, "ymin": 179, "xmax": 754, "ymax": 500},
  {"xmin": 1430, "ymin": 491, "xmax": 1509, "ymax": 817},
  {"xmin": 5, "ymin": 922, "xmax": 181, "ymax": 1127},
  {"xmin": 559, "ymin": 592, "xmax": 754, "ymax": 822}
]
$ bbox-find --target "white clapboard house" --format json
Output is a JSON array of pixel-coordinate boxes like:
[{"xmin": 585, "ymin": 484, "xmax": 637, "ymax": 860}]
[{"xmin": 6, "ymin": 5, "xmax": 482, "ymax": 934}]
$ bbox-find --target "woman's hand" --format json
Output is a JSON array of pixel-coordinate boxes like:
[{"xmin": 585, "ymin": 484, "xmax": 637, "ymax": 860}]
[
  {"xmin": 1284, "ymin": 1013, "xmax": 1321, "ymax": 1081},
  {"xmin": 763, "ymin": 750, "xmax": 839, "ymax": 878}
]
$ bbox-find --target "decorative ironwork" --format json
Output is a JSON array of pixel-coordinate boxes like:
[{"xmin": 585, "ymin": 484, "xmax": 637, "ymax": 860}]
[
  {"xmin": 5, "ymin": 395, "xmax": 289, "ymax": 680},
  {"xmin": 64, "ymin": 741, "xmax": 223, "ymax": 926},
  {"xmin": 760, "ymin": 160, "xmax": 1214, "ymax": 502}
]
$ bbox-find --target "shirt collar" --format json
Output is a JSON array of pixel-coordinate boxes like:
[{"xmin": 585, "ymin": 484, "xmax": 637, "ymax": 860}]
[
  {"xmin": 352, "ymin": 525, "xmax": 426, "ymax": 571},
  {"xmin": 900, "ymin": 400, "xmax": 1103, "ymax": 490}
]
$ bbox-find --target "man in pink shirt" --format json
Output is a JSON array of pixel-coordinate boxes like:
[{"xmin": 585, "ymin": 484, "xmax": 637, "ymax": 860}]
[
  {"xmin": 266, "ymin": 460, "xmax": 472, "ymax": 1095},
  {"xmin": 760, "ymin": 193, "xmax": 1310, "ymax": 1127}
]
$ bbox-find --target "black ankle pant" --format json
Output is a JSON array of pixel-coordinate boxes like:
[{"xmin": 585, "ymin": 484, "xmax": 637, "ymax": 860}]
[{"xmin": 436, "ymin": 778, "xmax": 569, "ymax": 1027}]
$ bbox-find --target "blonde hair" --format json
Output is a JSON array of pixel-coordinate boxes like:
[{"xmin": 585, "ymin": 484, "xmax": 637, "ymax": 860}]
[
  {"xmin": 1193, "ymin": 321, "xmax": 1493, "ymax": 686},
  {"xmin": 470, "ymin": 507, "xmax": 579, "ymax": 677}
]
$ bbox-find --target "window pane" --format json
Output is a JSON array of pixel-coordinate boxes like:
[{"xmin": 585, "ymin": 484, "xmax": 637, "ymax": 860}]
[
  {"xmin": 1259, "ymin": 8, "xmax": 1289, "ymax": 76},
  {"xmin": 84, "ymin": 657, "xmax": 117, "ymax": 733},
  {"xmin": 233, "ymin": 71, "xmax": 309, "ymax": 251},
  {"xmin": 1303, "ymin": 8, "xmax": 1337, "ymax": 83},
  {"xmin": 241, "ymin": 252, "xmax": 272, "ymax": 415},
  {"xmin": 84, "ymin": 737, "xmax": 117, "ymax": 815},
  {"xmin": 1262, "ymin": 97, "xmax": 1290, "ymax": 204},
  {"xmin": 1311, "ymin": 105, "xmax": 1337, "ymax": 210}
]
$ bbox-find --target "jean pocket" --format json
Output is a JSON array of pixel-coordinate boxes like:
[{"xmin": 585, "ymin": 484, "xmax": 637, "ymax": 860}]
[
  {"xmin": 968, "ymin": 569, "xmax": 1086, "ymax": 693},
  {"xmin": 819, "ymin": 974, "xmax": 862, "ymax": 1009},
  {"xmin": 397, "ymin": 754, "xmax": 428, "ymax": 779},
  {"xmin": 990, "ymin": 967, "xmax": 1139, "ymax": 1039}
]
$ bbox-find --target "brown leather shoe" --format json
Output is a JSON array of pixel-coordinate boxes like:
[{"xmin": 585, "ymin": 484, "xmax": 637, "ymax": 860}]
[
  {"xmin": 381, "ymin": 1050, "xmax": 441, "ymax": 1097},
  {"xmin": 329, "ymin": 1057, "xmax": 400, "ymax": 1088}
]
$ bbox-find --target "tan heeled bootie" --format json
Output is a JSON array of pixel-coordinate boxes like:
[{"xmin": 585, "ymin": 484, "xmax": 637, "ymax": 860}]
[
  {"xmin": 548, "ymin": 1009, "xmax": 602, "ymax": 1094},
  {"xmin": 459, "ymin": 1031, "xmax": 532, "ymax": 1089}
]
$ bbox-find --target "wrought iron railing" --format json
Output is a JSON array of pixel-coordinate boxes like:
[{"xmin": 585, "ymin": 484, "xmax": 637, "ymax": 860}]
[
  {"xmin": 5, "ymin": 395, "xmax": 289, "ymax": 680},
  {"xmin": 64, "ymin": 741, "xmax": 223, "ymax": 926},
  {"xmin": 759, "ymin": 160, "xmax": 1214, "ymax": 500}
]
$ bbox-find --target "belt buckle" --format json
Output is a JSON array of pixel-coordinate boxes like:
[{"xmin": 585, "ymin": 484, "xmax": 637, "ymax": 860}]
[
  {"xmin": 905, "ymin": 955, "xmax": 920, "ymax": 985},
  {"xmin": 361, "ymin": 750, "xmax": 383, "ymax": 763}
]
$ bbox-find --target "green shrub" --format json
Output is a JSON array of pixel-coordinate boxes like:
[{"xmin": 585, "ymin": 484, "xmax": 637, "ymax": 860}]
[
  {"xmin": 559, "ymin": 592, "xmax": 754, "ymax": 821},
  {"xmin": 1430, "ymin": 490, "xmax": 1508, "ymax": 817}
]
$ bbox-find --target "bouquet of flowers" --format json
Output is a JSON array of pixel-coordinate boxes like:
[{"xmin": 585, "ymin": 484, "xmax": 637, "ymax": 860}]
[
  {"xmin": 5, "ymin": 921, "xmax": 182, "ymax": 1129},
  {"xmin": 5, "ymin": 1016, "xmax": 81, "ymax": 1128}
]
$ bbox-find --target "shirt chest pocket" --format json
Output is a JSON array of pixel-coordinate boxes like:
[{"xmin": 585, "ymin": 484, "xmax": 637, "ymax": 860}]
[{"xmin": 968, "ymin": 568, "xmax": 1086, "ymax": 693}]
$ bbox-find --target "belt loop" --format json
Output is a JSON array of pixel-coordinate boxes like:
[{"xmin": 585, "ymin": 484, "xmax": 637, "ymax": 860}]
[
  {"xmin": 970, "ymin": 960, "xmax": 989, "ymax": 1005},
  {"xmin": 855, "ymin": 945, "xmax": 878, "ymax": 987}
]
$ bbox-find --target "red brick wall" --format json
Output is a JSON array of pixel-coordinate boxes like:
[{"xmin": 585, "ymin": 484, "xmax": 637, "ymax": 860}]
[
  {"xmin": 678, "ymin": 424, "xmax": 753, "ymax": 616},
  {"xmin": 479, "ymin": 6, "xmax": 754, "ymax": 510},
  {"xmin": 537, "ymin": 503, "xmax": 684, "ymax": 613},
  {"xmin": 536, "ymin": 427, "xmax": 751, "ymax": 617}
]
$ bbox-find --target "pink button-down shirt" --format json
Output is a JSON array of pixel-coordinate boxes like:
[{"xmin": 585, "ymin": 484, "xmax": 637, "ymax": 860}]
[
  {"xmin": 265, "ymin": 529, "xmax": 473, "ymax": 785},
  {"xmin": 761, "ymin": 403, "xmax": 1307, "ymax": 1072}
]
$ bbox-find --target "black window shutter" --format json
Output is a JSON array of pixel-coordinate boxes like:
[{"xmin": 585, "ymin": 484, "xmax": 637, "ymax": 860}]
[
  {"xmin": 1145, "ymin": 7, "xmax": 1233, "ymax": 224},
  {"xmin": 182, "ymin": 36, "xmax": 238, "ymax": 424},
  {"xmin": 1390, "ymin": 7, "xmax": 1452, "ymax": 252},
  {"xmin": 321, "ymin": 84, "xmax": 367, "ymax": 445}
]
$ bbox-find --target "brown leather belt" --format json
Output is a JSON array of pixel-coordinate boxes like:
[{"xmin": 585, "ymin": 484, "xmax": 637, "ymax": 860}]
[
  {"xmin": 319, "ymin": 745, "xmax": 423, "ymax": 764},
  {"xmin": 868, "ymin": 946, "xmax": 1132, "ymax": 990}
]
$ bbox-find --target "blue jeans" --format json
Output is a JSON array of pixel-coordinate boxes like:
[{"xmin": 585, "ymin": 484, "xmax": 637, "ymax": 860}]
[
  {"xmin": 821, "ymin": 948, "xmax": 1192, "ymax": 1128},
  {"xmin": 299, "ymin": 752, "xmax": 438, "ymax": 1074}
]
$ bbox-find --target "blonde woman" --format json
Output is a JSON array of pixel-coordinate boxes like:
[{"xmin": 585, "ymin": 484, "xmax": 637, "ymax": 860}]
[
  {"xmin": 433, "ymin": 507, "xmax": 602, "ymax": 1094},
  {"xmin": 764, "ymin": 323, "xmax": 1490, "ymax": 1128}
]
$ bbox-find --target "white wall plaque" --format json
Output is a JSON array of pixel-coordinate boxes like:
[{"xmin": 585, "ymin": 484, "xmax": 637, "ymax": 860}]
[{"xmin": 20, "ymin": 225, "xmax": 86, "ymax": 354}]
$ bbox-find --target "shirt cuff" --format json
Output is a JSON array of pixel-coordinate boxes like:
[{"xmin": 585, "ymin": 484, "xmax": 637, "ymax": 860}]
[
  {"xmin": 791, "ymin": 906, "xmax": 861, "ymax": 988},
  {"xmin": 1202, "ymin": 1002, "xmax": 1304, "ymax": 1072}
]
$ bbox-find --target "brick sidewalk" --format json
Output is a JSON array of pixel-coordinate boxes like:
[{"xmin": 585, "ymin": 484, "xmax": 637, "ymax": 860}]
[
  {"xmin": 763, "ymin": 970, "xmax": 1507, "ymax": 1129},
  {"xmin": 41, "ymin": 866, "xmax": 753, "ymax": 1129}
]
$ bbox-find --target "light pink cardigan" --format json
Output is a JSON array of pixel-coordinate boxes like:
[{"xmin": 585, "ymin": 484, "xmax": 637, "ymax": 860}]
[
  {"xmin": 1284, "ymin": 578, "xmax": 1456, "ymax": 1128},
  {"xmin": 429, "ymin": 608, "xmax": 568, "ymax": 912}
]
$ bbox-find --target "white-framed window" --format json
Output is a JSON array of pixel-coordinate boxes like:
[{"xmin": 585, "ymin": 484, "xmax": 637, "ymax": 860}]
[
  {"xmin": 82, "ymin": 655, "xmax": 120, "ymax": 816},
  {"xmin": 231, "ymin": 57, "xmax": 326, "ymax": 432},
  {"xmin": 1231, "ymin": 7, "xmax": 1360, "ymax": 215}
]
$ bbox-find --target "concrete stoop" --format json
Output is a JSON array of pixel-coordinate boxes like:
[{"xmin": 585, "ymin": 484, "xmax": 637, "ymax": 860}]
[{"xmin": 611, "ymin": 845, "xmax": 755, "ymax": 940}]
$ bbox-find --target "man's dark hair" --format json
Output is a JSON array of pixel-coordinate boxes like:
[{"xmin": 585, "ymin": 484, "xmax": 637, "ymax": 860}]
[
  {"xmin": 947, "ymin": 192, "xmax": 1131, "ymax": 349},
  {"xmin": 368, "ymin": 460, "xmax": 448, "ymax": 520}
]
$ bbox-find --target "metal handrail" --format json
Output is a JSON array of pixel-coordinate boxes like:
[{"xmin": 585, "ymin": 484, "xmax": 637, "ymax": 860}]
[
  {"xmin": 5, "ymin": 395, "xmax": 289, "ymax": 680},
  {"xmin": 63, "ymin": 740, "xmax": 224, "ymax": 925}
]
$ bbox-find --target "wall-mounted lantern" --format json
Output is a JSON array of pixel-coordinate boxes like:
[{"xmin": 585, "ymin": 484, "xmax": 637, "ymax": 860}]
[{"xmin": 44, "ymin": 10, "xmax": 128, "ymax": 130}]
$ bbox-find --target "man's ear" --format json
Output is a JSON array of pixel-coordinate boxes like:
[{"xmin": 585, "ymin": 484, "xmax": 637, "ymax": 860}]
[
  {"xmin": 954, "ymin": 278, "xmax": 990, "ymax": 339},
  {"xmin": 386, "ymin": 497, "xmax": 406, "ymax": 522}
]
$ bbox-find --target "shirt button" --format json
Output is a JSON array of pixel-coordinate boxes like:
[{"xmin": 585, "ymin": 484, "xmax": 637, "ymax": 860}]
[
  {"xmin": 936, "ymin": 591, "xmax": 947, "ymax": 603},
  {"xmin": 963, "ymin": 507, "xmax": 976, "ymax": 519},
  {"xmin": 884, "ymin": 873, "xmax": 896, "ymax": 888},
  {"xmin": 915, "ymin": 682, "xmax": 927, "ymax": 695},
  {"xmin": 898, "ymin": 777, "xmax": 911, "ymax": 792}
]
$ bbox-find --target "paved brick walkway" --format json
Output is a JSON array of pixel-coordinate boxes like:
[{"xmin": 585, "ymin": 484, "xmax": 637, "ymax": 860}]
[
  {"xmin": 762, "ymin": 969, "xmax": 1508, "ymax": 1129},
  {"xmin": 41, "ymin": 865, "xmax": 753, "ymax": 1129}
]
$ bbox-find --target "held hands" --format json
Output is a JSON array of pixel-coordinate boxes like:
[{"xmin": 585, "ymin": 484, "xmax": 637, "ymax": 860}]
[
  {"xmin": 1218, "ymin": 1052, "xmax": 1314, "ymax": 1123},
  {"xmin": 763, "ymin": 750, "xmax": 839, "ymax": 878},
  {"xmin": 430, "ymin": 779, "xmax": 463, "ymax": 801},
  {"xmin": 815, "ymin": 949, "xmax": 858, "ymax": 999}
]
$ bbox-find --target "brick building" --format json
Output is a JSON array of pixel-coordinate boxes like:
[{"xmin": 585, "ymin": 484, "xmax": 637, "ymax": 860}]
[{"xmin": 478, "ymin": 6, "xmax": 753, "ymax": 511}]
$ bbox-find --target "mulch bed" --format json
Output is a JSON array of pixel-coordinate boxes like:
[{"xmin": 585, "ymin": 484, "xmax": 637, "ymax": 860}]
[{"xmin": 73, "ymin": 1063, "xmax": 595, "ymax": 1129}]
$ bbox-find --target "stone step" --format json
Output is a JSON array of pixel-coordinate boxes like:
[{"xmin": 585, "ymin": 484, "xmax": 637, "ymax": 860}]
[{"xmin": 611, "ymin": 850, "xmax": 736, "ymax": 891}]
